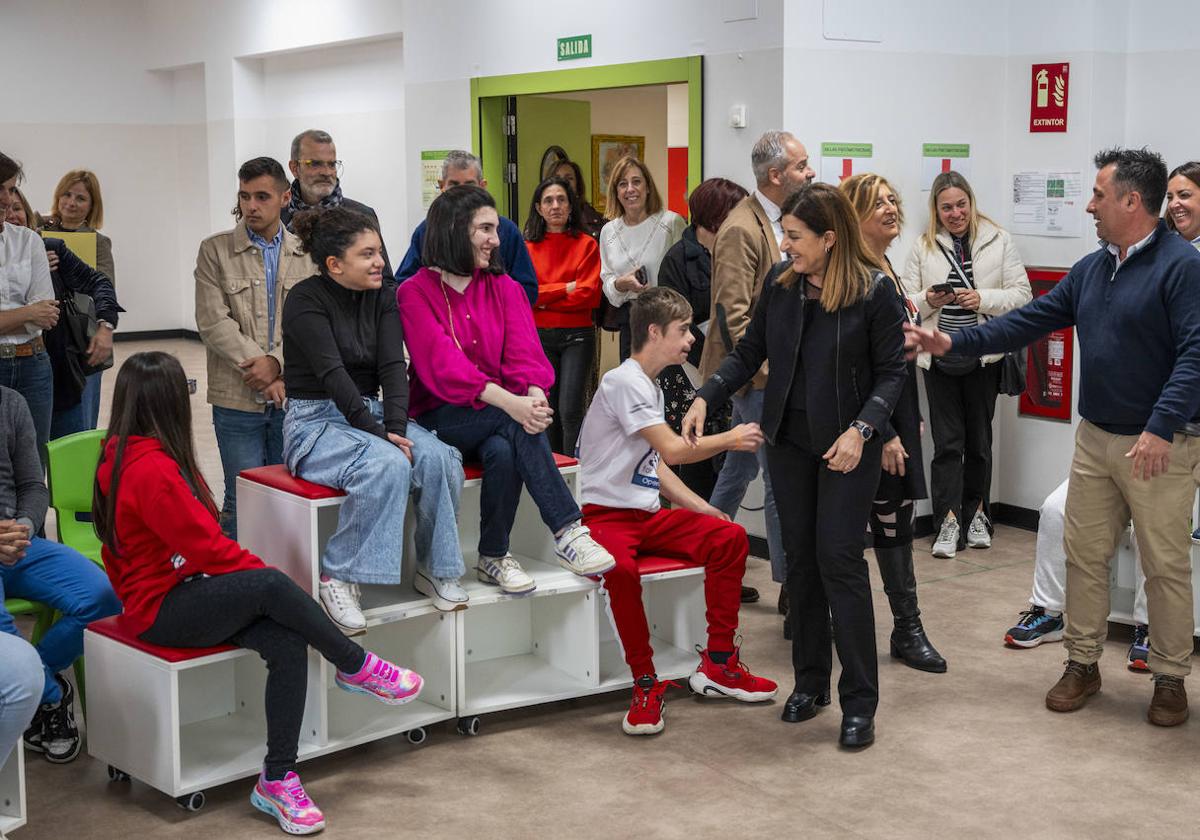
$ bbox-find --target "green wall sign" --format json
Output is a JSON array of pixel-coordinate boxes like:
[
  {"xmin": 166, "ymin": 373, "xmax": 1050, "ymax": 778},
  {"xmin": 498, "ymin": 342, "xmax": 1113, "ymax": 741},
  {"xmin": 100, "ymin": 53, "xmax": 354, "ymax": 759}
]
[
  {"xmin": 821, "ymin": 142, "xmax": 873, "ymax": 157},
  {"xmin": 922, "ymin": 143, "xmax": 970, "ymax": 158},
  {"xmin": 557, "ymin": 34, "xmax": 592, "ymax": 61}
]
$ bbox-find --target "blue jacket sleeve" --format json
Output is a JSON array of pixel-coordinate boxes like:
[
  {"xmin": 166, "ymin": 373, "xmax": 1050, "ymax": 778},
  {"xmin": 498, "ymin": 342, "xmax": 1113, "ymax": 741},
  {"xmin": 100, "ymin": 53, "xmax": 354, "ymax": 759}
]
[
  {"xmin": 1146, "ymin": 259, "xmax": 1200, "ymax": 440},
  {"xmin": 500, "ymin": 217, "xmax": 538, "ymax": 305},
  {"xmin": 50, "ymin": 238, "xmax": 124, "ymax": 325},
  {"xmin": 395, "ymin": 222, "xmax": 426, "ymax": 283},
  {"xmin": 951, "ymin": 269, "xmax": 1076, "ymax": 357}
]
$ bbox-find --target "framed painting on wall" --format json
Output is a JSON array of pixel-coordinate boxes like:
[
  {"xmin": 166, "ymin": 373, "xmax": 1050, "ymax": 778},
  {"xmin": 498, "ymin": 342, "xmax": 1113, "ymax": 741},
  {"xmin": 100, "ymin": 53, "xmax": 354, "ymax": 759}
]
[{"xmin": 591, "ymin": 134, "xmax": 645, "ymax": 214}]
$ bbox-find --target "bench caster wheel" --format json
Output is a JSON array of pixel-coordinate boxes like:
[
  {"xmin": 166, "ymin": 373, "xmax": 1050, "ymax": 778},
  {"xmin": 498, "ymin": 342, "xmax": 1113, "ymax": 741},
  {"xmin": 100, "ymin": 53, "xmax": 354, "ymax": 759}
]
[
  {"xmin": 107, "ymin": 765, "xmax": 130, "ymax": 782},
  {"xmin": 406, "ymin": 726, "xmax": 427, "ymax": 745},
  {"xmin": 176, "ymin": 791, "xmax": 205, "ymax": 811},
  {"xmin": 456, "ymin": 716, "xmax": 480, "ymax": 736}
]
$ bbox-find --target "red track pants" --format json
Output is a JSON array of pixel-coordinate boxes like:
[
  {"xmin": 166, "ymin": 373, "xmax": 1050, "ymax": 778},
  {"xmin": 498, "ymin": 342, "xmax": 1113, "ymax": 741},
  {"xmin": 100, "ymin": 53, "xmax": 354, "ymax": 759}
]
[{"xmin": 583, "ymin": 504, "xmax": 748, "ymax": 680}]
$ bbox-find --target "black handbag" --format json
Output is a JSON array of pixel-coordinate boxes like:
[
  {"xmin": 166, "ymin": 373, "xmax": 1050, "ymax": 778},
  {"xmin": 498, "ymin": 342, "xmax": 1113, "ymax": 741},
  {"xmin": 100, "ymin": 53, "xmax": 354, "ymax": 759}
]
[
  {"xmin": 935, "ymin": 242, "xmax": 1025, "ymax": 394},
  {"xmin": 52, "ymin": 269, "xmax": 114, "ymax": 379}
]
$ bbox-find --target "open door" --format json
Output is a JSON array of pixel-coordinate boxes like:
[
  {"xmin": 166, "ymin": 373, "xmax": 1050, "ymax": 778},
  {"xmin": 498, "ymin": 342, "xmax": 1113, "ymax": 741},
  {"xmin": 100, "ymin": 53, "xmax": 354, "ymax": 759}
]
[{"xmin": 512, "ymin": 96, "xmax": 591, "ymax": 228}]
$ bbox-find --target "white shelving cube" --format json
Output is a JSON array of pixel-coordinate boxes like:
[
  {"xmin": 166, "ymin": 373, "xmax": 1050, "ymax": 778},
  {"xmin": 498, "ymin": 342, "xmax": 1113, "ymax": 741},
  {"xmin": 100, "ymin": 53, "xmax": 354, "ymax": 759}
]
[{"xmin": 0, "ymin": 746, "xmax": 25, "ymax": 835}]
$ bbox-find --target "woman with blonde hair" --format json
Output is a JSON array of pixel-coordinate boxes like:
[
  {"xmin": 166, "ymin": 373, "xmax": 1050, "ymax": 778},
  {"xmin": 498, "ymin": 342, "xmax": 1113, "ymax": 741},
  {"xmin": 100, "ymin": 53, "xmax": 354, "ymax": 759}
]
[
  {"xmin": 902, "ymin": 171, "xmax": 1030, "ymax": 559},
  {"xmin": 840, "ymin": 173, "xmax": 944, "ymax": 673},
  {"xmin": 598, "ymin": 156, "xmax": 686, "ymax": 360},
  {"xmin": 684, "ymin": 182, "xmax": 907, "ymax": 748},
  {"xmin": 42, "ymin": 169, "xmax": 116, "ymax": 431}
]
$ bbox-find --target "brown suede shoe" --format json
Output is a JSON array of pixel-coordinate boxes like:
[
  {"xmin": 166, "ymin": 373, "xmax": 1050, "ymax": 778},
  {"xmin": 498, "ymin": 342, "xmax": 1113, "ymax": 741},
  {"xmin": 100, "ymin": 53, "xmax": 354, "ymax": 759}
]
[
  {"xmin": 1046, "ymin": 660, "xmax": 1101, "ymax": 712},
  {"xmin": 1148, "ymin": 674, "xmax": 1189, "ymax": 726}
]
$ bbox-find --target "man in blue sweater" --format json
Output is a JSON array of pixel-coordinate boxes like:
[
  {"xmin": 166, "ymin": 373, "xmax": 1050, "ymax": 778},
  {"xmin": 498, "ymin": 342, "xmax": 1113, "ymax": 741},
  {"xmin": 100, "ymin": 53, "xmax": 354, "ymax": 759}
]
[
  {"xmin": 394, "ymin": 150, "xmax": 538, "ymax": 305},
  {"xmin": 905, "ymin": 147, "xmax": 1200, "ymax": 727}
]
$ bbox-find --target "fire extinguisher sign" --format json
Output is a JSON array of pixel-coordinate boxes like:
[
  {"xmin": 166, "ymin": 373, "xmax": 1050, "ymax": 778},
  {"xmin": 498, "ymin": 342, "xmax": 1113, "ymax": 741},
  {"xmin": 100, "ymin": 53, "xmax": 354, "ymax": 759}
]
[{"xmin": 1030, "ymin": 63, "xmax": 1069, "ymax": 133}]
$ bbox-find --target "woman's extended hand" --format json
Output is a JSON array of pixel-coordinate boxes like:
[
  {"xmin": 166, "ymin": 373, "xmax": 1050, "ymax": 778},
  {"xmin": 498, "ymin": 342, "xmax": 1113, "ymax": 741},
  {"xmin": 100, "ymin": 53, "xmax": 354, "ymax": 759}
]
[
  {"xmin": 823, "ymin": 427, "xmax": 864, "ymax": 473},
  {"xmin": 881, "ymin": 436, "xmax": 907, "ymax": 476},
  {"xmin": 681, "ymin": 397, "xmax": 708, "ymax": 446}
]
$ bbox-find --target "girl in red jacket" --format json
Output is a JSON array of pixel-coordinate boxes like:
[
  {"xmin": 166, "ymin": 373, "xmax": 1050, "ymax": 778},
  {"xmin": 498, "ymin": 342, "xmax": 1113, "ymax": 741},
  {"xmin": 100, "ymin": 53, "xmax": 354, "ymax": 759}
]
[{"xmin": 93, "ymin": 350, "xmax": 421, "ymax": 836}]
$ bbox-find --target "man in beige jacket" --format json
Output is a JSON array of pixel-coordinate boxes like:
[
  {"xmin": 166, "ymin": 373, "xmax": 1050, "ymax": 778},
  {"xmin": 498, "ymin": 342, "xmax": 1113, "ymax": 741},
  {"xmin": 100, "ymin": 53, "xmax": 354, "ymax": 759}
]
[
  {"xmin": 195, "ymin": 157, "xmax": 315, "ymax": 539},
  {"xmin": 700, "ymin": 131, "xmax": 814, "ymax": 611}
]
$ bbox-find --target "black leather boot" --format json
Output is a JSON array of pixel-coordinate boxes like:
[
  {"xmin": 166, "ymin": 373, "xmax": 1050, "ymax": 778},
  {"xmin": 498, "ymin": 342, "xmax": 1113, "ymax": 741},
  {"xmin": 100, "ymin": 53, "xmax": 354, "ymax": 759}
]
[{"xmin": 874, "ymin": 544, "xmax": 947, "ymax": 673}]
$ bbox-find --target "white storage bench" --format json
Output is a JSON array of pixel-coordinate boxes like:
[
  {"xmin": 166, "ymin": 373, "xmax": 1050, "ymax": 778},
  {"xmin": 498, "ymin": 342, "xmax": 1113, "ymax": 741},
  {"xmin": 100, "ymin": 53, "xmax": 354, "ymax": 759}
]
[
  {"xmin": 1109, "ymin": 529, "xmax": 1200, "ymax": 634},
  {"xmin": 0, "ymin": 743, "xmax": 25, "ymax": 835},
  {"xmin": 85, "ymin": 456, "xmax": 707, "ymax": 810}
]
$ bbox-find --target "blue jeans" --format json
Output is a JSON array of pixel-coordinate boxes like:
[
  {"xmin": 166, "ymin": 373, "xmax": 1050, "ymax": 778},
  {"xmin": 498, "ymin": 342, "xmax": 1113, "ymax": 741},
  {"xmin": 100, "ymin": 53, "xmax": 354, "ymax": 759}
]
[
  {"xmin": 0, "ymin": 352, "xmax": 53, "ymax": 469},
  {"xmin": 283, "ymin": 398, "xmax": 465, "ymax": 583},
  {"xmin": 0, "ymin": 630, "xmax": 42, "ymax": 767},
  {"xmin": 708, "ymin": 388, "xmax": 786, "ymax": 583},
  {"xmin": 0, "ymin": 537, "xmax": 121, "ymax": 703},
  {"xmin": 419, "ymin": 404, "xmax": 581, "ymax": 557},
  {"xmin": 212, "ymin": 404, "xmax": 285, "ymax": 541},
  {"xmin": 50, "ymin": 370, "xmax": 103, "ymax": 440}
]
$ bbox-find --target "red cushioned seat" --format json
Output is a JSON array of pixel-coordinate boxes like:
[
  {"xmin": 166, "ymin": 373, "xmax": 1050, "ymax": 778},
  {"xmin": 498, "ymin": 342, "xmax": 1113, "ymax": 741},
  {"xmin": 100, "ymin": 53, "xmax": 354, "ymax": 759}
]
[
  {"xmin": 242, "ymin": 456, "xmax": 578, "ymax": 496},
  {"xmin": 239, "ymin": 465, "xmax": 345, "ymax": 499},
  {"xmin": 634, "ymin": 555, "xmax": 696, "ymax": 575},
  {"xmin": 89, "ymin": 616, "xmax": 236, "ymax": 663},
  {"xmin": 458, "ymin": 453, "xmax": 576, "ymax": 480}
]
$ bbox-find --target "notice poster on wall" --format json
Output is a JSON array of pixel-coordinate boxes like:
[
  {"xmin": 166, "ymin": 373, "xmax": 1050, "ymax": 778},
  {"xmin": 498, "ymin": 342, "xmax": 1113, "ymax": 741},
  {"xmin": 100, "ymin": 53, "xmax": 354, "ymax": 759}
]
[
  {"xmin": 1019, "ymin": 269, "xmax": 1073, "ymax": 421},
  {"xmin": 421, "ymin": 150, "xmax": 452, "ymax": 210},
  {"xmin": 1011, "ymin": 170, "xmax": 1083, "ymax": 237},
  {"xmin": 921, "ymin": 143, "xmax": 971, "ymax": 190},
  {"xmin": 819, "ymin": 142, "xmax": 872, "ymax": 184}
]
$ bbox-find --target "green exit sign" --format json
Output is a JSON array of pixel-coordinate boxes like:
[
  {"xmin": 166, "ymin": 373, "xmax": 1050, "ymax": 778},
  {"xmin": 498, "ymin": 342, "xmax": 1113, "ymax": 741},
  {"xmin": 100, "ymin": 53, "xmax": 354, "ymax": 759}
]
[{"xmin": 557, "ymin": 34, "xmax": 592, "ymax": 61}]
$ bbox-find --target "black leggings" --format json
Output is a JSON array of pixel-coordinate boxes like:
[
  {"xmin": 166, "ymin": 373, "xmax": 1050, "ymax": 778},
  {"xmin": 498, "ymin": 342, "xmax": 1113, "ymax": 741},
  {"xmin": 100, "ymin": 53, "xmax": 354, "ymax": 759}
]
[{"xmin": 141, "ymin": 568, "xmax": 365, "ymax": 779}]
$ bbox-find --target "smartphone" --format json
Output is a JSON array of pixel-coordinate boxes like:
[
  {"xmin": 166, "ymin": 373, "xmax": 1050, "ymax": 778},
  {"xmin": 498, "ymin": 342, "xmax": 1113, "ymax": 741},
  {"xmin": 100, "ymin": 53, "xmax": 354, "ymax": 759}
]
[
  {"xmin": 930, "ymin": 282, "xmax": 956, "ymax": 295},
  {"xmin": 634, "ymin": 266, "xmax": 649, "ymax": 286}
]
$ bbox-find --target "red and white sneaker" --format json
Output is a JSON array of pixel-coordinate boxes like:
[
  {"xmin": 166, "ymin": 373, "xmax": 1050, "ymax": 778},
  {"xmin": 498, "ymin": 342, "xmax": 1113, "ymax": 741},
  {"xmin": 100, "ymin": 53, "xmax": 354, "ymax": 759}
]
[
  {"xmin": 688, "ymin": 645, "xmax": 777, "ymax": 702},
  {"xmin": 622, "ymin": 675, "xmax": 677, "ymax": 735}
]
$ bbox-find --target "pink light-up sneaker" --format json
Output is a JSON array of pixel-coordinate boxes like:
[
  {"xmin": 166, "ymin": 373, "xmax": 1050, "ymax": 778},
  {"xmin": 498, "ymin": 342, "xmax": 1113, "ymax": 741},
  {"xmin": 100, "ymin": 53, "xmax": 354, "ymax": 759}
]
[
  {"xmin": 250, "ymin": 770, "xmax": 326, "ymax": 835},
  {"xmin": 335, "ymin": 652, "xmax": 423, "ymax": 705}
]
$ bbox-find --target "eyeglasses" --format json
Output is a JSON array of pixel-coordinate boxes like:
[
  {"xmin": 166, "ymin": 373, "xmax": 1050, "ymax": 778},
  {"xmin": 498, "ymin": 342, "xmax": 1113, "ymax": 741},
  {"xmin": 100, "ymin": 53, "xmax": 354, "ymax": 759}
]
[{"xmin": 296, "ymin": 159, "xmax": 344, "ymax": 175}]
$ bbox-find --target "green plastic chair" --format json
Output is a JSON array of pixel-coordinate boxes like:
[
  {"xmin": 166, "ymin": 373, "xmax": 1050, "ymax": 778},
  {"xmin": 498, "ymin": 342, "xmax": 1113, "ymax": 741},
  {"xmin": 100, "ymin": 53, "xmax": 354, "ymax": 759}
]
[
  {"xmin": 45, "ymin": 429, "xmax": 107, "ymax": 567},
  {"xmin": 30, "ymin": 428, "xmax": 109, "ymax": 713}
]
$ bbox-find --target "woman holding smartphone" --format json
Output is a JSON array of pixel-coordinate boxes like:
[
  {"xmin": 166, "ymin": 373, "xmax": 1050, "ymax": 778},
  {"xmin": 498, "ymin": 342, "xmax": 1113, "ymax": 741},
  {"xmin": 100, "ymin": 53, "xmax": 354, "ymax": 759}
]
[
  {"xmin": 598, "ymin": 156, "xmax": 686, "ymax": 361},
  {"xmin": 902, "ymin": 172, "xmax": 1030, "ymax": 560}
]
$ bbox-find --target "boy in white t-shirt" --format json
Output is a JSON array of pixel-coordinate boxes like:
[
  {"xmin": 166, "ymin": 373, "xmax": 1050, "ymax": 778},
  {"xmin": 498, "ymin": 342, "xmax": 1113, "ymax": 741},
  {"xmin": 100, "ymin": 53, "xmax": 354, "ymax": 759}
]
[{"xmin": 577, "ymin": 287, "xmax": 778, "ymax": 735}]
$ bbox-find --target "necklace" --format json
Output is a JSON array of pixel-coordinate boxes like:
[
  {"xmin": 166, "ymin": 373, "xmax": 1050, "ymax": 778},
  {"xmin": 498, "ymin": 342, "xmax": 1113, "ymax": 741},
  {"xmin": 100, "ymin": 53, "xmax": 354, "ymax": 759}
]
[{"xmin": 439, "ymin": 279, "xmax": 465, "ymax": 351}]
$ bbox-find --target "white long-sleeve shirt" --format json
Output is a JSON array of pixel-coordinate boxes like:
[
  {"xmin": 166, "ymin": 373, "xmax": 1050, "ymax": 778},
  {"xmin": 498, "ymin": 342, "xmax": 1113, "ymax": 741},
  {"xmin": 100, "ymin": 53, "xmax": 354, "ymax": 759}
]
[
  {"xmin": 0, "ymin": 223, "xmax": 54, "ymax": 344},
  {"xmin": 599, "ymin": 210, "xmax": 686, "ymax": 307}
]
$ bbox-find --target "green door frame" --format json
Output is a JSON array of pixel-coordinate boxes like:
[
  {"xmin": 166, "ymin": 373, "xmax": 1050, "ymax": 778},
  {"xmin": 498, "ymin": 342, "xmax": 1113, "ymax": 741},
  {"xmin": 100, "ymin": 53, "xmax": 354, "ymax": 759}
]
[{"xmin": 470, "ymin": 56, "xmax": 703, "ymax": 216}]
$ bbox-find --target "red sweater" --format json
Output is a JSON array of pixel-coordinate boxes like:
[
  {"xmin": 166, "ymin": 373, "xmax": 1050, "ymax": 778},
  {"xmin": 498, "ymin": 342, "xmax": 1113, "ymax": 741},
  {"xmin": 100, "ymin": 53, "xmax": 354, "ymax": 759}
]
[
  {"xmin": 96, "ymin": 436, "xmax": 264, "ymax": 635},
  {"xmin": 526, "ymin": 232, "xmax": 602, "ymax": 329}
]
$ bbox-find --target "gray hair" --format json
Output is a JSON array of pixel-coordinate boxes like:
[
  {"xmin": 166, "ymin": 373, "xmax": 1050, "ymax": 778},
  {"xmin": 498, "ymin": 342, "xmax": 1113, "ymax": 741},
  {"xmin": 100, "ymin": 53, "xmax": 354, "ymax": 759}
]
[
  {"xmin": 751, "ymin": 130, "xmax": 795, "ymax": 186},
  {"xmin": 441, "ymin": 150, "xmax": 483, "ymax": 180},
  {"xmin": 290, "ymin": 129, "xmax": 334, "ymax": 161}
]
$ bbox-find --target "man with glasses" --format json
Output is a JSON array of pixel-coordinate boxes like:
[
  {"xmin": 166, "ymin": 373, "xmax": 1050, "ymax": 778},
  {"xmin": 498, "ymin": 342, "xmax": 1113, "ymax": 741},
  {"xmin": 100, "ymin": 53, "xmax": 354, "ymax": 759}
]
[{"xmin": 282, "ymin": 128, "xmax": 395, "ymax": 284}]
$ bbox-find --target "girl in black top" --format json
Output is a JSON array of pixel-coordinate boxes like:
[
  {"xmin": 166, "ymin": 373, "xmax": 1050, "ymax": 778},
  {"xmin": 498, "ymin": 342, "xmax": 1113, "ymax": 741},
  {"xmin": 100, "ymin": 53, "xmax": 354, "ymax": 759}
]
[
  {"xmin": 281, "ymin": 207, "xmax": 467, "ymax": 632},
  {"xmin": 841, "ymin": 173, "xmax": 945, "ymax": 674},
  {"xmin": 686, "ymin": 183, "xmax": 906, "ymax": 749}
]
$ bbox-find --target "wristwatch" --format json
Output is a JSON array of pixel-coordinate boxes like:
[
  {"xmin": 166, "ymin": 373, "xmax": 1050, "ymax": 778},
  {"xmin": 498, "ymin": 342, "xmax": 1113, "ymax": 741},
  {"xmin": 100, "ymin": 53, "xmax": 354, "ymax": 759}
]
[
  {"xmin": 97, "ymin": 319, "xmax": 114, "ymax": 331},
  {"xmin": 851, "ymin": 420, "xmax": 874, "ymax": 441}
]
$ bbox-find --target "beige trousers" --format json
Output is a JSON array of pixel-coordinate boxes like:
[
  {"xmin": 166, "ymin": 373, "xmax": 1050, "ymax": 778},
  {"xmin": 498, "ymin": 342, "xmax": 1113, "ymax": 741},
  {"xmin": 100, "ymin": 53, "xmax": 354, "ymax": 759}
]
[{"xmin": 1062, "ymin": 421, "xmax": 1199, "ymax": 676}]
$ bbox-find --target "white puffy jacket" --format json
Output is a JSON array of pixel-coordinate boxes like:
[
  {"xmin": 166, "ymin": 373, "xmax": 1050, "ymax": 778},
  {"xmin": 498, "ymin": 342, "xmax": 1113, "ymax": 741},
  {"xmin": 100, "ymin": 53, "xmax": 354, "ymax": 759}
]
[{"xmin": 901, "ymin": 219, "xmax": 1032, "ymax": 369}]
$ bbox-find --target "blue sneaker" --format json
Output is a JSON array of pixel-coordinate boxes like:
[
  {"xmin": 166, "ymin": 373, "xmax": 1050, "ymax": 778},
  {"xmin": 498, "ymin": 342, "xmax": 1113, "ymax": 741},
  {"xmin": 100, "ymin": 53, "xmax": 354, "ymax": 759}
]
[
  {"xmin": 1004, "ymin": 606, "xmax": 1064, "ymax": 649},
  {"xmin": 1192, "ymin": 526, "xmax": 1200, "ymax": 544},
  {"xmin": 1127, "ymin": 624, "xmax": 1150, "ymax": 672}
]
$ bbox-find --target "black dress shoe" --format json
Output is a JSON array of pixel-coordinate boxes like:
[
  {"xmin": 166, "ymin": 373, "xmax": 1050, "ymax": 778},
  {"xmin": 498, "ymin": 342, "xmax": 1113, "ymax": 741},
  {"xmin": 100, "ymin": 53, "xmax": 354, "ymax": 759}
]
[
  {"xmin": 741, "ymin": 585, "xmax": 760, "ymax": 604},
  {"xmin": 781, "ymin": 691, "xmax": 823, "ymax": 723},
  {"xmin": 839, "ymin": 715, "xmax": 875, "ymax": 748},
  {"xmin": 817, "ymin": 689, "xmax": 832, "ymax": 706}
]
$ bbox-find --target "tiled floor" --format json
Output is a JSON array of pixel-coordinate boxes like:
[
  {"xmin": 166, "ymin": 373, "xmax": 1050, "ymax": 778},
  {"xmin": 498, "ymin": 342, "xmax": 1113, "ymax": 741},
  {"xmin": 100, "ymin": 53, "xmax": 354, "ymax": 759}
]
[{"xmin": 21, "ymin": 339, "xmax": 1199, "ymax": 839}]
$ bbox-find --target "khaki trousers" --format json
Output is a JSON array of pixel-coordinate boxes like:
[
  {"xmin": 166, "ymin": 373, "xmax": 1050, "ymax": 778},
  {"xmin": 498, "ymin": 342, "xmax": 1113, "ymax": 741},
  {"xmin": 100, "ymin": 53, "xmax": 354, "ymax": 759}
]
[{"xmin": 1062, "ymin": 421, "xmax": 1199, "ymax": 676}]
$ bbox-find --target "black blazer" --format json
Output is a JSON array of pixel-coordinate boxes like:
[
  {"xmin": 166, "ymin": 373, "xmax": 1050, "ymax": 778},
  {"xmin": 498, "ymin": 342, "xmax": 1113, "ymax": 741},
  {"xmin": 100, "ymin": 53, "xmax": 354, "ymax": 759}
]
[{"xmin": 696, "ymin": 262, "xmax": 907, "ymax": 453}]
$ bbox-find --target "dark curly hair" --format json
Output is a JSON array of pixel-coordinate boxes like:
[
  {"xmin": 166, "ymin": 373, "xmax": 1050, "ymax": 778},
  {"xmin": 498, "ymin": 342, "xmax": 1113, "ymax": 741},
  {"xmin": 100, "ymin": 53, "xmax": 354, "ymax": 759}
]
[{"xmin": 292, "ymin": 206, "xmax": 380, "ymax": 272}]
